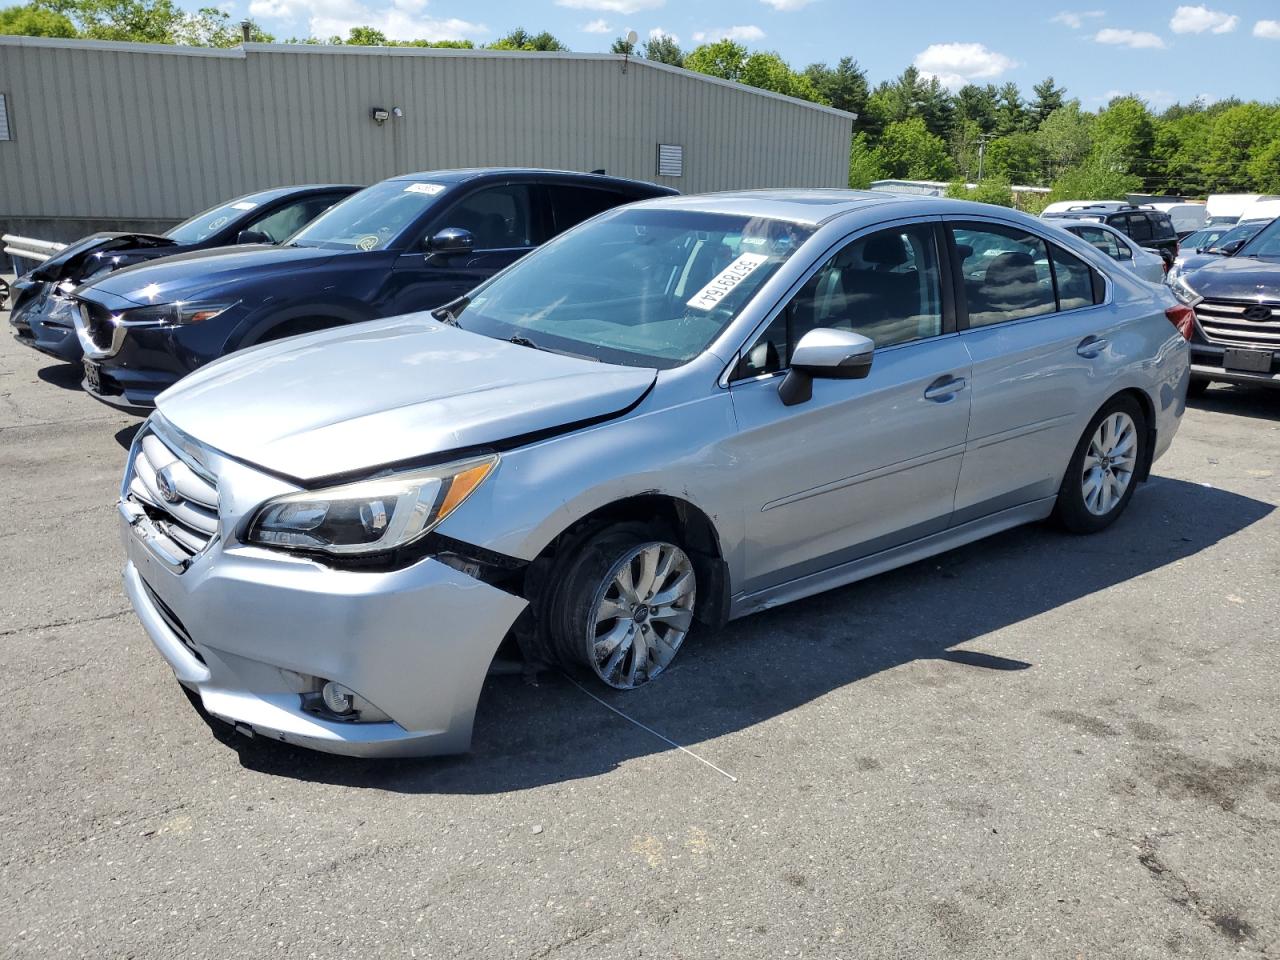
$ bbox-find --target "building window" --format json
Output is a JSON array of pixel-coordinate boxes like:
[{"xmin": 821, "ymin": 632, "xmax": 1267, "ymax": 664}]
[
  {"xmin": 0, "ymin": 95, "xmax": 10, "ymax": 141},
  {"xmin": 657, "ymin": 143, "xmax": 683, "ymax": 177}
]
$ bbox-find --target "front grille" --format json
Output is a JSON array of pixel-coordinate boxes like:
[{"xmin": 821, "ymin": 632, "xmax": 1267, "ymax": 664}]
[
  {"xmin": 125, "ymin": 427, "xmax": 220, "ymax": 563},
  {"xmin": 1196, "ymin": 299, "xmax": 1280, "ymax": 348},
  {"xmin": 78, "ymin": 301, "xmax": 116, "ymax": 350}
]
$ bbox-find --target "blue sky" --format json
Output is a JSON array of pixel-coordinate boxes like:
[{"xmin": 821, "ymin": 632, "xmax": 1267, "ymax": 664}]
[{"xmin": 228, "ymin": 0, "xmax": 1280, "ymax": 107}]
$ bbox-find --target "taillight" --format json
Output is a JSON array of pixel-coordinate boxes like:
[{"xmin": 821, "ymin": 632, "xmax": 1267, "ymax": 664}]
[{"xmin": 1166, "ymin": 303, "xmax": 1195, "ymax": 341}]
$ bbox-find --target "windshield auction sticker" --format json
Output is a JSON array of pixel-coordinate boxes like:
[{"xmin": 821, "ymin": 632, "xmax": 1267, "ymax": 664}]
[
  {"xmin": 687, "ymin": 253, "xmax": 770, "ymax": 311},
  {"xmin": 231, "ymin": 201, "xmax": 259, "ymax": 210},
  {"xmin": 404, "ymin": 183, "xmax": 446, "ymax": 196}
]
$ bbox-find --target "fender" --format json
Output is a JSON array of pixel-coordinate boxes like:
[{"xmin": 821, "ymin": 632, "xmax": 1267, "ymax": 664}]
[{"xmin": 228, "ymin": 299, "xmax": 378, "ymax": 352}]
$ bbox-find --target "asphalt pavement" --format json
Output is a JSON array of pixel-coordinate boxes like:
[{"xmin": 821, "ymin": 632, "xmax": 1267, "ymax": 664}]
[{"xmin": 2, "ymin": 306, "xmax": 1278, "ymax": 959}]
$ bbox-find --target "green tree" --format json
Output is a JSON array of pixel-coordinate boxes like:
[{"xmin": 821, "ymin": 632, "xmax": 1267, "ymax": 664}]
[
  {"xmin": 950, "ymin": 118, "xmax": 983, "ymax": 181},
  {"xmin": 994, "ymin": 82, "xmax": 1030, "ymax": 136},
  {"xmin": 1090, "ymin": 96, "xmax": 1155, "ymax": 182},
  {"xmin": 879, "ymin": 116, "xmax": 954, "ymax": 180},
  {"xmin": 1036, "ymin": 103, "xmax": 1092, "ymax": 182},
  {"xmin": 0, "ymin": 3, "xmax": 77, "ymax": 36},
  {"xmin": 954, "ymin": 83, "xmax": 999, "ymax": 134},
  {"xmin": 641, "ymin": 32, "xmax": 682, "ymax": 65},
  {"xmin": 739, "ymin": 50, "xmax": 825, "ymax": 103},
  {"xmin": 984, "ymin": 131, "xmax": 1038, "ymax": 184},
  {"xmin": 803, "ymin": 56, "xmax": 867, "ymax": 117},
  {"xmin": 1202, "ymin": 103, "xmax": 1279, "ymax": 192},
  {"xmin": 946, "ymin": 177, "xmax": 1014, "ymax": 207},
  {"xmin": 1049, "ymin": 160, "xmax": 1141, "ymax": 203},
  {"xmin": 847, "ymin": 132, "xmax": 885, "ymax": 188},
  {"xmin": 343, "ymin": 25, "xmax": 386, "ymax": 45},
  {"xmin": 488, "ymin": 27, "xmax": 566, "ymax": 51},
  {"xmin": 609, "ymin": 34, "xmax": 633, "ymax": 55},
  {"xmin": 682, "ymin": 38, "xmax": 747, "ymax": 80},
  {"xmin": 1249, "ymin": 138, "xmax": 1280, "ymax": 192},
  {"xmin": 1030, "ymin": 76, "xmax": 1066, "ymax": 126}
]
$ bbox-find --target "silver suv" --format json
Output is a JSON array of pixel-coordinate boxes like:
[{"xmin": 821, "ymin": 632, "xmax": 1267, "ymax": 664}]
[{"xmin": 119, "ymin": 191, "xmax": 1191, "ymax": 757}]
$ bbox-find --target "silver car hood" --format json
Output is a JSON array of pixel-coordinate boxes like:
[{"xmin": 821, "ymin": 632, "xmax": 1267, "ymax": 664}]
[{"xmin": 156, "ymin": 315, "xmax": 656, "ymax": 482}]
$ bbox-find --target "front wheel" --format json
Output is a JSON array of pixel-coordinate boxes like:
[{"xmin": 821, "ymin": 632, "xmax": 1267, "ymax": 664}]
[
  {"xmin": 1186, "ymin": 377, "xmax": 1210, "ymax": 399},
  {"xmin": 1054, "ymin": 396, "xmax": 1146, "ymax": 534},
  {"xmin": 550, "ymin": 525, "xmax": 697, "ymax": 689}
]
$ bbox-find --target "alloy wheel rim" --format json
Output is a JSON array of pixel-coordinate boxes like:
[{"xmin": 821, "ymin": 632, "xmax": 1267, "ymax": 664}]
[
  {"xmin": 588, "ymin": 541, "xmax": 696, "ymax": 689},
  {"xmin": 1082, "ymin": 411, "xmax": 1137, "ymax": 516}
]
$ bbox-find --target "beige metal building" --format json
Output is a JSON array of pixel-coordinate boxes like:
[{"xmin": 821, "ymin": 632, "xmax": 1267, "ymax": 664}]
[{"xmin": 0, "ymin": 36, "xmax": 854, "ymax": 246}]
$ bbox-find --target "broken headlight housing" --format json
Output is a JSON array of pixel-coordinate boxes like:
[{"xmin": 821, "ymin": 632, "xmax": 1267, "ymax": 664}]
[{"xmin": 245, "ymin": 455, "xmax": 497, "ymax": 557}]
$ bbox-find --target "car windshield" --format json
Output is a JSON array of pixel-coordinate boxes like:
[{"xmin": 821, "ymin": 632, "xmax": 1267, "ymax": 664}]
[
  {"xmin": 1181, "ymin": 229, "xmax": 1220, "ymax": 250},
  {"xmin": 453, "ymin": 208, "xmax": 815, "ymax": 368},
  {"xmin": 288, "ymin": 180, "xmax": 447, "ymax": 251},
  {"xmin": 1208, "ymin": 220, "xmax": 1268, "ymax": 254},
  {"xmin": 165, "ymin": 193, "xmax": 273, "ymax": 243},
  {"xmin": 1235, "ymin": 218, "xmax": 1280, "ymax": 258}
]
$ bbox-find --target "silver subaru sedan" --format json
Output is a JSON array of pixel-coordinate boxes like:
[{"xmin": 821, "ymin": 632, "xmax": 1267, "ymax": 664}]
[{"xmin": 118, "ymin": 190, "xmax": 1192, "ymax": 757}]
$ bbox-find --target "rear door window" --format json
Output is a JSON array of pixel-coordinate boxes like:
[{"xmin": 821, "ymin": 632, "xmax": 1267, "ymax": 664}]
[
  {"xmin": 1124, "ymin": 215, "xmax": 1153, "ymax": 243},
  {"xmin": 950, "ymin": 223, "xmax": 1056, "ymax": 327},
  {"xmin": 1049, "ymin": 244, "xmax": 1100, "ymax": 311},
  {"xmin": 1152, "ymin": 215, "xmax": 1177, "ymax": 240},
  {"xmin": 547, "ymin": 186, "xmax": 629, "ymax": 237},
  {"xmin": 1074, "ymin": 226, "xmax": 1121, "ymax": 259}
]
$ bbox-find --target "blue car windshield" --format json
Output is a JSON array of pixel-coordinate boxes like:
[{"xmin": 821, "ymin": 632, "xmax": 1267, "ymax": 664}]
[
  {"xmin": 288, "ymin": 180, "xmax": 446, "ymax": 251},
  {"xmin": 1209, "ymin": 220, "xmax": 1268, "ymax": 254},
  {"xmin": 165, "ymin": 192, "xmax": 274, "ymax": 243},
  {"xmin": 454, "ymin": 208, "xmax": 815, "ymax": 369},
  {"xmin": 1236, "ymin": 218, "xmax": 1280, "ymax": 258}
]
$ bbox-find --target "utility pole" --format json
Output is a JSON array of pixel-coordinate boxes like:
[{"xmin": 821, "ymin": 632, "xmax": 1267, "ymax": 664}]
[{"xmin": 977, "ymin": 134, "xmax": 995, "ymax": 183}]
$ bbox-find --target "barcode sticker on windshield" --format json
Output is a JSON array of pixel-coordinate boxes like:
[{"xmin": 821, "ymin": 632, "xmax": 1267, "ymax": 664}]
[
  {"xmin": 687, "ymin": 253, "xmax": 769, "ymax": 311},
  {"xmin": 231, "ymin": 201, "xmax": 258, "ymax": 210},
  {"xmin": 405, "ymin": 183, "xmax": 446, "ymax": 195}
]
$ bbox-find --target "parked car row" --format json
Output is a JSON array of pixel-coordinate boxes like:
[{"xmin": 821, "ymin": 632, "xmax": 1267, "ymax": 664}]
[{"xmin": 8, "ymin": 176, "xmax": 1194, "ymax": 759}]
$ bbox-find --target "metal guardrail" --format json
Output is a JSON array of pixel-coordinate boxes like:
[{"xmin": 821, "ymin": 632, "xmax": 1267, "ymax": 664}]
[{"xmin": 3, "ymin": 233, "xmax": 65, "ymax": 264}]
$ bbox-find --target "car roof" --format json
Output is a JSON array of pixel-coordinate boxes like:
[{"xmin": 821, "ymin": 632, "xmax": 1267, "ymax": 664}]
[
  {"xmin": 388, "ymin": 167, "xmax": 675, "ymax": 193},
  {"xmin": 624, "ymin": 189, "xmax": 942, "ymax": 226},
  {"xmin": 239, "ymin": 184, "xmax": 361, "ymax": 203}
]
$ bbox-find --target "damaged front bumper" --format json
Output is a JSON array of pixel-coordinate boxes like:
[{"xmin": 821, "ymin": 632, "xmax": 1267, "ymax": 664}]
[{"xmin": 121, "ymin": 506, "xmax": 529, "ymax": 758}]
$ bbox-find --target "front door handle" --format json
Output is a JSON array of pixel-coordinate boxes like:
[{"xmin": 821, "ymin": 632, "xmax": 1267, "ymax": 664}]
[
  {"xmin": 1077, "ymin": 336, "xmax": 1109, "ymax": 358},
  {"xmin": 924, "ymin": 376, "xmax": 967, "ymax": 402}
]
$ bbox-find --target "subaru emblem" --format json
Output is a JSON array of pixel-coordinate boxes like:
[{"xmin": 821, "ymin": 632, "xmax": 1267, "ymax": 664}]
[{"xmin": 156, "ymin": 465, "xmax": 180, "ymax": 503}]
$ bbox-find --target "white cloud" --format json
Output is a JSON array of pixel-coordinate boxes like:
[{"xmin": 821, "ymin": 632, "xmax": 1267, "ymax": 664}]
[
  {"xmin": 1094, "ymin": 27, "xmax": 1167, "ymax": 48},
  {"xmin": 249, "ymin": 0, "xmax": 487, "ymax": 41},
  {"xmin": 760, "ymin": 0, "xmax": 812, "ymax": 10},
  {"xmin": 648, "ymin": 26, "xmax": 678, "ymax": 43},
  {"xmin": 555, "ymin": 0, "xmax": 663, "ymax": 14},
  {"xmin": 581, "ymin": 18, "xmax": 611, "ymax": 33},
  {"xmin": 691, "ymin": 24, "xmax": 765, "ymax": 42},
  {"xmin": 1170, "ymin": 5, "xmax": 1238, "ymax": 34},
  {"xmin": 1254, "ymin": 19, "xmax": 1280, "ymax": 39},
  {"xmin": 913, "ymin": 42, "xmax": 1018, "ymax": 89},
  {"xmin": 1051, "ymin": 9, "xmax": 1104, "ymax": 29}
]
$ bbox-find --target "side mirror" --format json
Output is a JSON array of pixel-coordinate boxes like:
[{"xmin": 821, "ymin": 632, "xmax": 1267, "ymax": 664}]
[
  {"xmin": 1219, "ymin": 238, "xmax": 1245, "ymax": 256},
  {"xmin": 778, "ymin": 328, "xmax": 875, "ymax": 407},
  {"xmin": 237, "ymin": 229, "xmax": 271, "ymax": 245},
  {"xmin": 426, "ymin": 227, "xmax": 474, "ymax": 259}
]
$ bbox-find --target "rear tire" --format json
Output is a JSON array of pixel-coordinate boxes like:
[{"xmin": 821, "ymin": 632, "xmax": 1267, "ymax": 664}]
[
  {"xmin": 1186, "ymin": 377, "xmax": 1210, "ymax": 399},
  {"xmin": 547, "ymin": 522, "xmax": 697, "ymax": 690},
  {"xmin": 1054, "ymin": 395, "xmax": 1146, "ymax": 535}
]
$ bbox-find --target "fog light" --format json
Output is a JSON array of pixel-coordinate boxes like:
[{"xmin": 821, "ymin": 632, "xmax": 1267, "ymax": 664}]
[{"xmin": 321, "ymin": 681, "xmax": 355, "ymax": 715}]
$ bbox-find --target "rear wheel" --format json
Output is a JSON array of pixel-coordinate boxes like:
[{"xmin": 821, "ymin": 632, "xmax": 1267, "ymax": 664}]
[
  {"xmin": 549, "ymin": 524, "xmax": 697, "ymax": 689},
  {"xmin": 1054, "ymin": 396, "xmax": 1146, "ymax": 534}
]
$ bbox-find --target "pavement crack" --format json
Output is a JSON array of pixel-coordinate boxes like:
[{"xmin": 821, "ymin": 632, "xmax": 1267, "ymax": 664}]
[
  {"xmin": 1136, "ymin": 835, "xmax": 1260, "ymax": 950},
  {"xmin": 0, "ymin": 607, "xmax": 132, "ymax": 639}
]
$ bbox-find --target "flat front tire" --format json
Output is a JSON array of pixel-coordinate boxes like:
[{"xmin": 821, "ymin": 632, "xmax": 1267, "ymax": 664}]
[
  {"xmin": 549, "ymin": 523, "xmax": 697, "ymax": 690},
  {"xmin": 1054, "ymin": 396, "xmax": 1146, "ymax": 534}
]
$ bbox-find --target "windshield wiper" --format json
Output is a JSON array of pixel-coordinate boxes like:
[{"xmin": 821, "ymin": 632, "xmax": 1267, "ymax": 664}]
[
  {"xmin": 508, "ymin": 335, "xmax": 542, "ymax": 350},
  {"xmin": 431, "ymin": 295, "xmax": 469, "ymax": 327}
]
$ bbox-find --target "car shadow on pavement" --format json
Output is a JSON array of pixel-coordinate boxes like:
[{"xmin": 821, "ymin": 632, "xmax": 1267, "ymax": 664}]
[
  {"xmin": 200, "ymin": 476, "xmax": 1272, "ymax": 793},
  {"xmin": 36, "ymin": 362, "xmax": 83, "ymax": 391},
  {"xmin": 1190, "ymin": 384, "xmax": 1280, "ymax": 422}
]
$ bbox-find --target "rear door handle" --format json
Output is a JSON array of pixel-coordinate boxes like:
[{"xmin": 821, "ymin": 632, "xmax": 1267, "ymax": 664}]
[
  {"xmin": 1077, "ymin": 336, "xmax": 1109, "ymax": 358},
  {"xmin": 924, "ymin": 376, "xmax": 967, "ymax": 401}
]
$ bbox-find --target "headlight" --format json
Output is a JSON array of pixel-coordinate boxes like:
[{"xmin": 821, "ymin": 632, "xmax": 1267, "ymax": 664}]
[
  {"xmin": 114, "ymin": 301, "xmax": 238, "ymax": 327},
  {"xmin": 245, "ymin": 455, "xmax": 497, "ymax": 556},
  {"xmin": 1168, "ymin": 272, "xmax": 1201, "ymax": 306}
]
